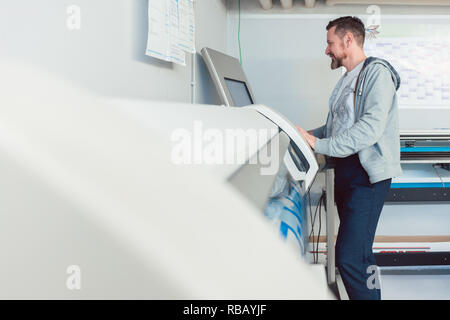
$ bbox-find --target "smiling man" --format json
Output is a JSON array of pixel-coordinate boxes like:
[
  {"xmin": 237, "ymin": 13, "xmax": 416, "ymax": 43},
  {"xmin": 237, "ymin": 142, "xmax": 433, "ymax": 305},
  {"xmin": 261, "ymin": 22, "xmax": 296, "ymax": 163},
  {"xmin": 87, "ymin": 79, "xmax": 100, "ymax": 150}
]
[{"xmin": 296, "ymin": 16, "xmax": 402, "ymax": 300}]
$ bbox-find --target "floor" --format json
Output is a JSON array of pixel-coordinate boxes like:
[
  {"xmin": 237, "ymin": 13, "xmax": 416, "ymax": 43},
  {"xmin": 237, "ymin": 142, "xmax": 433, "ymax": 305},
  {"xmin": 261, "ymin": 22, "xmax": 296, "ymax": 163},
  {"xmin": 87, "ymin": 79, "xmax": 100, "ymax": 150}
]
[
  {"xmin": 335, "ymin": 266, "xmax": 450, "ymax": 300},
  {"xmin": 380, "ymin": 266, "xmax": 450, "ymax": 300}
]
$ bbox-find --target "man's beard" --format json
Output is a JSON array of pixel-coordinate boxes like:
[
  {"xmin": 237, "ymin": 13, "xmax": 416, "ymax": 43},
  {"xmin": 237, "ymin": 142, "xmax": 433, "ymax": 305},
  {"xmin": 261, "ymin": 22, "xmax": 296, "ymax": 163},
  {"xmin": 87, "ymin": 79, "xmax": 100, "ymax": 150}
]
[{"xmin": 330, "ymin": 55, "xmax": 343, "ymax": 70}]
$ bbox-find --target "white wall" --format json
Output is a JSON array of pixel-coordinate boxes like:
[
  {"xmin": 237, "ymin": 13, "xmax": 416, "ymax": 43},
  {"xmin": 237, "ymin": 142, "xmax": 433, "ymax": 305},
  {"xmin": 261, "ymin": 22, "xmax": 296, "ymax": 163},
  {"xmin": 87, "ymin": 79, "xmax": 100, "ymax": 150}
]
[
  {"xmin": 226, "ymin": 1, "xmax": 450, "ymax": 129},
  {"xmin": 194, "ymin": 0, "xmax": 229, "ymax": 104},
  {"xmin": 0, "ymin": 0, "xmax": 228, "ymax": 104}
]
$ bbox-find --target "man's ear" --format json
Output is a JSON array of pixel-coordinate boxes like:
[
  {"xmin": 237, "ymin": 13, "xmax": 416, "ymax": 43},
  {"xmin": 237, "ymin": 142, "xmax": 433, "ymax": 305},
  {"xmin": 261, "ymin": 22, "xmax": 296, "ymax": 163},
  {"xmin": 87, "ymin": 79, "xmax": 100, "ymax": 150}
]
[{"xmin": 345, "ymin": 32, "xmax": 353, "ymax": 48}]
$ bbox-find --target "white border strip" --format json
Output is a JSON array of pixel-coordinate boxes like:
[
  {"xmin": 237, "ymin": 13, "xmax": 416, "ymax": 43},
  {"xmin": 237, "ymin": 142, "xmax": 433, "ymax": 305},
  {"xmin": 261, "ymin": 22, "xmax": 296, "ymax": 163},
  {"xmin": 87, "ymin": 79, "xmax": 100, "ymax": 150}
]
[{"xmin": 230, "ymin": 13, "xmax": 450, "ymax": 20}]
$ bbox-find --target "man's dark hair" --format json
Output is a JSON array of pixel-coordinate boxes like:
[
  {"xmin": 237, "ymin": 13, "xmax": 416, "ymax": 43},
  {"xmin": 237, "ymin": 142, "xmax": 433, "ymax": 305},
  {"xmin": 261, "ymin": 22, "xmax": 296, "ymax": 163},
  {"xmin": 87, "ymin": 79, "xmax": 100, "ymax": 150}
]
[{"xmin": 326, "ymin": 16, "xmax": 366, "ymax": 47}]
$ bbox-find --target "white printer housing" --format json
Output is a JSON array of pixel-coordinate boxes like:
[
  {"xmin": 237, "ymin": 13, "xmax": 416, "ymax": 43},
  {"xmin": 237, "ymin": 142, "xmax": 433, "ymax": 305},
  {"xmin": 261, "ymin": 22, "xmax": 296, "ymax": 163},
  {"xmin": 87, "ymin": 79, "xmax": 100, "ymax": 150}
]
[{"xmin": 0, "ymin": 59, "xmax": 330, "ymax": 299}]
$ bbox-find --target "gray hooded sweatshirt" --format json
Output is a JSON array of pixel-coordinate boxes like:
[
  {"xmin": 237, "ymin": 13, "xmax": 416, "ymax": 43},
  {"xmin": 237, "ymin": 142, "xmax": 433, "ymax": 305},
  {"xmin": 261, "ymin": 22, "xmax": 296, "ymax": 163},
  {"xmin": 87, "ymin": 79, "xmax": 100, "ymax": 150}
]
[{"xmin": 312, "ymin": 57, "xmax": 403, "ymax": 184}]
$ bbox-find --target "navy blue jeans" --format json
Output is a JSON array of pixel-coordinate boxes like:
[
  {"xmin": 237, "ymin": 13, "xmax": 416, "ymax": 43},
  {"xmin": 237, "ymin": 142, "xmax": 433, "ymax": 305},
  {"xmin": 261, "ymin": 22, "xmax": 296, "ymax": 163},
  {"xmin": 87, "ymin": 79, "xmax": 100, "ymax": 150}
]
[{"xmin": 334, "ymin": 154, "xmax": 391, "ymax": 300}]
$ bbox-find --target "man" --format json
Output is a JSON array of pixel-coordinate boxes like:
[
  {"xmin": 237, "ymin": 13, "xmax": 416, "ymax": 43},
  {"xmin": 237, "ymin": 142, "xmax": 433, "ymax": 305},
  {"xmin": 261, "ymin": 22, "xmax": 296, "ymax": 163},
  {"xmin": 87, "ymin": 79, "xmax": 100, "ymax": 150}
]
[{"xmin": 296, "ymin": 16, "xmax": 402, "ymax": 300}]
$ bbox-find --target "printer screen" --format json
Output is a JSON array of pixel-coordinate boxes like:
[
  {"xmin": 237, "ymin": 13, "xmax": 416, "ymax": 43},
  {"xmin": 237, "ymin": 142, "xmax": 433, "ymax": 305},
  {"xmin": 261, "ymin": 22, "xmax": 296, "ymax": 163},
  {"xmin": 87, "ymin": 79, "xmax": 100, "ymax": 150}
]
[{"xmin": 225, "ymin": 78, "xmax": 254, "ymax": 107}]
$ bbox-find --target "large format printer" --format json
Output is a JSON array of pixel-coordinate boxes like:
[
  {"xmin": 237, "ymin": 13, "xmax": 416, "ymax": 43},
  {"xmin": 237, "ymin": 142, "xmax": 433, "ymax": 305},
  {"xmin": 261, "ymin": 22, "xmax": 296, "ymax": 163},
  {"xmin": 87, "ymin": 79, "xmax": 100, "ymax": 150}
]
[
  {"xmin": 375, "ymin": 107, "xmax": 450, "ymax": 266},
  {"xmin": 0, "ymin": 59, "xmax": 332, "ymax": 299},
  {"xmin": 387, "ymin": 107, "xmax": 450, "ymax": 202},
  {"xmin": 200, "ymin": 47, "xmax": 323, "ymax": 260}
]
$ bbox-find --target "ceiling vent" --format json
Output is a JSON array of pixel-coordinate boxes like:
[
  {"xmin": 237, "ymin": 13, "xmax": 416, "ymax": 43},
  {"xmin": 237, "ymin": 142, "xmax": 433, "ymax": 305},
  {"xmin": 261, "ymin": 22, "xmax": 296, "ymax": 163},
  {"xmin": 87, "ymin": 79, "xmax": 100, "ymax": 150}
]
[{"xmin": 257, "ymin": 0, "xmax": 317, "ymax": 9}]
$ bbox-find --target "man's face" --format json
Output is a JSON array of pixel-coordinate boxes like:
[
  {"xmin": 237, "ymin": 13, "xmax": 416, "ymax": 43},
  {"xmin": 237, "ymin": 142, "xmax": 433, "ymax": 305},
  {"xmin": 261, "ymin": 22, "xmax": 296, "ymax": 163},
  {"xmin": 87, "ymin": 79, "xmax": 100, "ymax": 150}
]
[{"xmin": 325, "ymin": 26, "xmax": 347, "ymax": 70}]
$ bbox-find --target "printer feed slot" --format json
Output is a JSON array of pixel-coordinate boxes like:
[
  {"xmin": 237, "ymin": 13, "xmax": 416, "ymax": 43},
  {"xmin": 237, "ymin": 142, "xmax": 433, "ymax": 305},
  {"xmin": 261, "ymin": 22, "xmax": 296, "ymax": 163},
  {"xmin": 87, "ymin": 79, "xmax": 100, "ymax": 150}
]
[{"xmin": 288, "ymin": 141, "xmax": 310, "ymax": 174}]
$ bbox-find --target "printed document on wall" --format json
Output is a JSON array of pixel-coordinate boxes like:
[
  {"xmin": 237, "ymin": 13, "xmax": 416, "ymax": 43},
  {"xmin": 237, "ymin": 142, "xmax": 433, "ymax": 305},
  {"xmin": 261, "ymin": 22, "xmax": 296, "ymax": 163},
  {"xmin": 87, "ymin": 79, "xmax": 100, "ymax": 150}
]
[
  {"xmin": 146, "ymin": 0, "xmax": 195, "ymax": 65},
  {"xmin": 364, "ymin": 23, "xmax": 450, "ymax": 108},
  {"xmin": 176, "ymin": 0, "xmax": 195, "ymax": 54}
]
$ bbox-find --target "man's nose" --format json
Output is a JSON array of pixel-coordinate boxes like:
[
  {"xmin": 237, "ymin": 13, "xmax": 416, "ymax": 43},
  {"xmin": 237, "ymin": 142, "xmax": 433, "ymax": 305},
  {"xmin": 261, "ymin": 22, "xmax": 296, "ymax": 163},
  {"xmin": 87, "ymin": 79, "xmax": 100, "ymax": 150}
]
[{"xmin": 325, "ymin": 46, "xmax": 330, "ymax": 56}]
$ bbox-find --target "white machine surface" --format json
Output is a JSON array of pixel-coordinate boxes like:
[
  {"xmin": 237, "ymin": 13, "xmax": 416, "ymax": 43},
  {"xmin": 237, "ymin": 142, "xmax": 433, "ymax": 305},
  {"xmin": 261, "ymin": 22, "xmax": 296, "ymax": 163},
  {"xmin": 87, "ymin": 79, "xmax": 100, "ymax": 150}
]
[
  {"xmin": 109, "ymin": 99, "xmax": 319, "ymax": 259},
  {"xmin": 392, "ymin": 164, "xmax": 450, "ymax": 185},
  {"xmin": 247, "ymin": 104, "xmax": 319, "ymax": 191},
  {"xmin": 112, "ymin": 99, "xmax": 319, "ymax": 192},
  {"xmin": 107, "ymin": 99, "xmax": 280, "ymax": 181},
  {"xmin": 0, "ymin": 59, "xmax": 332, "ymax": 299}
]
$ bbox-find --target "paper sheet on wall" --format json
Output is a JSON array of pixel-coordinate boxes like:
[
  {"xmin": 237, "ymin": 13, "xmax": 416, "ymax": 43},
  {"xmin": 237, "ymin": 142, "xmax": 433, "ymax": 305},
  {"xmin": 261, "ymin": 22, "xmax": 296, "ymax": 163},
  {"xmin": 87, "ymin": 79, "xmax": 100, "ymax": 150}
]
[
  {"xmin": 146, "ymin": 0, "xmax": 195, "ymax": 66},
  {"xmin": 176, "ymin": 0, "xmax": 195, "ymax": 54}
]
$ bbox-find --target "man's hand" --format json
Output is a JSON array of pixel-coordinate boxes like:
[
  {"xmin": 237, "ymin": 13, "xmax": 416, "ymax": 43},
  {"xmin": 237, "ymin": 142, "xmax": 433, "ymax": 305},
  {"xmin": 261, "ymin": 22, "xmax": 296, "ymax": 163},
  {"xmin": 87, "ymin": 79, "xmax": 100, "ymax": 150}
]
[{"xmin": 296, "ymin": 126, "xmax": 316, "ymax": 150}]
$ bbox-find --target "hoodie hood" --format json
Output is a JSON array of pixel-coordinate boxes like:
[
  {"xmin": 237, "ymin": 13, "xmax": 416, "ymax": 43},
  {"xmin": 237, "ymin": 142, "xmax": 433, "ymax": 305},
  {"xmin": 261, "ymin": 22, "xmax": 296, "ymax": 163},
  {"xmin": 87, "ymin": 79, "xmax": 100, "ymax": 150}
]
[{"xmin": 362, "ymin": 56, "xmax": 401, "ymax": 91}]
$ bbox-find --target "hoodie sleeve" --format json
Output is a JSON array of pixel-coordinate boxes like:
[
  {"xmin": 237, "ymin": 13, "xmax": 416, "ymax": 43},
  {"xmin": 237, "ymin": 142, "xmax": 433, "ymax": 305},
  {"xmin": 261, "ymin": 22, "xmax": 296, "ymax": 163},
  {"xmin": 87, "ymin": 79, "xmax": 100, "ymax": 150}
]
[
  {"xmin": 314, "ymin": 64, "xmax": 396, "ymax": 157},
  {"xmin": 310, "ymin": 124, "xmax": 326, "ymax": 139}
]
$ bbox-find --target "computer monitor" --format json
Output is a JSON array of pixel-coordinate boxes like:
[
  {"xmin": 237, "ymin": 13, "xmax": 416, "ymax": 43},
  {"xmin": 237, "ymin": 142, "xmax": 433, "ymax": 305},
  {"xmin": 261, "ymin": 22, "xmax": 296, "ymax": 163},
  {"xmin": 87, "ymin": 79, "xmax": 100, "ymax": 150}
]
[{"xmin": 201, "ymin": 48, "xmax": 256, "ymax": 107}]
